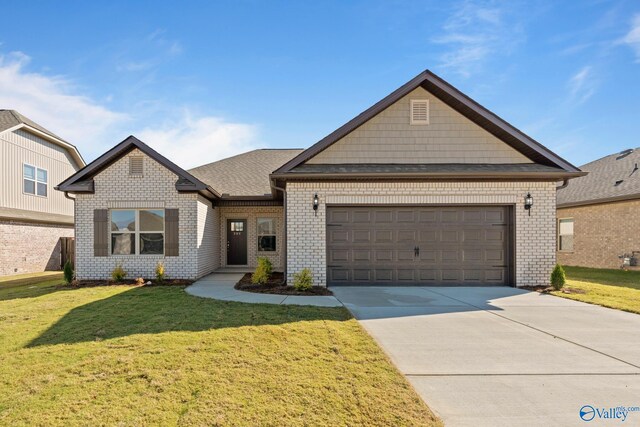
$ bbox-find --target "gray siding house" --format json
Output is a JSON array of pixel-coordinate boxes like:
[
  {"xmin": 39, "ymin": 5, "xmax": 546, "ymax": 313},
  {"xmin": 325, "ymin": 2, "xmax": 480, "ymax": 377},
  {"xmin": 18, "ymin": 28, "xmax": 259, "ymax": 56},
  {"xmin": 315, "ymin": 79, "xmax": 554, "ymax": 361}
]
[
  {"xmin": 0, "ymin": 110, "xmax": 84, "ymax": 276},
  {"xmin": 58, "ymin": 71, "xmax": 584, "ymax": 286}
]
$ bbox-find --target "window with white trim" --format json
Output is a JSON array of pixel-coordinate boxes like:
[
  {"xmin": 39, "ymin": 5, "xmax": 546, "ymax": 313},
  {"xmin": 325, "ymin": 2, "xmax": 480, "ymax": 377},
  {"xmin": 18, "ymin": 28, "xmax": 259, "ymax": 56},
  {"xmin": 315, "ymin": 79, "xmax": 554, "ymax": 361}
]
[
  {"xmin": 257, "ymin": 218, "xmax": 276, "ymax": 252},
  {"xmin": 410, "ymin": 99, "xmax": 429, "ymax": 125},
  {"xmin": 110, "ymin": 209, "xmax": 165, "ymax": 255},
  {"xmin": 558, "ymin": 218, "xmax": 574, "ymax": 252},
  {"xmin": 23, "ymin": 164, "xmax": 48, "ymax": 197}
]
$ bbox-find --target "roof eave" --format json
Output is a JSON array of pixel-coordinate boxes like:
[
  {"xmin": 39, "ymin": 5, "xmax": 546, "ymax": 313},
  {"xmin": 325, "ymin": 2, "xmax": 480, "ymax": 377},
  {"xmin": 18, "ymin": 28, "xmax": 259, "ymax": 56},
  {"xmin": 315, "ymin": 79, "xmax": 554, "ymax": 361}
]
[
  {"xmin": 558, "ymin": 193, "xmax": 640, "ymax": 209},
  {"xmin": 270, "ymin": 171, "xmax": 586, "ymax": 181}
]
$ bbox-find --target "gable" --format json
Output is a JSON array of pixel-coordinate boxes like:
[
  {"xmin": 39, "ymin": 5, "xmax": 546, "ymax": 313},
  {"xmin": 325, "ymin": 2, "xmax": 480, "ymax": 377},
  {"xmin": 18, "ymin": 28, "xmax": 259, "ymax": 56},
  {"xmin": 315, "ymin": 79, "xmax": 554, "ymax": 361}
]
[{"xmin": 306, "ymin": 87, "xmax": 532, "ymax": 165}]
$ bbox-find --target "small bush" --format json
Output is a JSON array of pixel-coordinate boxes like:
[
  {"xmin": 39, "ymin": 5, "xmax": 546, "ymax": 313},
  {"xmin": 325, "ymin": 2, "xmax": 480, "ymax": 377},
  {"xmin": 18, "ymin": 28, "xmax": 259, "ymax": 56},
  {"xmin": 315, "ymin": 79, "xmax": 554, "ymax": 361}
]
[
  {"xmin": 155, "ymin": 261, "xmax": 166, "ymax": 284},
  {"xmin": 63, "ymin": 260, "xmax": 74, "ymax": 284},
  {"xmin": 293, "ymin": 268, "xmax": 313, "ymax": 291},
  {"xmin": 550, "ymin": 264, "xmax": 566, "ymax": 290},
  {"xmin": 135, "ymin": 277, "xmax": 145, "ymax": 286},
  {"xmin": 111, "ymin": 263, "xmax": 127, "ymax": 282},
  {"xmin": 252, "ymin": 257, "xmax": 273, "ymax": 285}
]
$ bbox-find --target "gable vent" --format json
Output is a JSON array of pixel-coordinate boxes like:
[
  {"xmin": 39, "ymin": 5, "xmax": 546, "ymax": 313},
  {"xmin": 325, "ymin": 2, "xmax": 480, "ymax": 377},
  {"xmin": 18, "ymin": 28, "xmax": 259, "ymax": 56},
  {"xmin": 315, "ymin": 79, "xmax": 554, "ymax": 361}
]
[
  {"xmin": 410, "ymin": 99, "xmax": 429, "ymax": 125},
  {"xmin": 129, "ymin": 157, "xmax": 143, "ymax": 176}
]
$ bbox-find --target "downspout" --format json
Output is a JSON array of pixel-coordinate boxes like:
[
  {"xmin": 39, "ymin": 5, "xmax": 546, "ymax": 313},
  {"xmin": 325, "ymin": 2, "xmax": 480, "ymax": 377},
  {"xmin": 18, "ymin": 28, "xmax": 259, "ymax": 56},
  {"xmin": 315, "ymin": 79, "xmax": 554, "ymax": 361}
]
[
  {"xmin": 556, "ymin": 179, "xmax": 569, "ymax": 190},
  {"xmin": 270, "ymin": 179, "xmax": 287, "ymax": 282}
]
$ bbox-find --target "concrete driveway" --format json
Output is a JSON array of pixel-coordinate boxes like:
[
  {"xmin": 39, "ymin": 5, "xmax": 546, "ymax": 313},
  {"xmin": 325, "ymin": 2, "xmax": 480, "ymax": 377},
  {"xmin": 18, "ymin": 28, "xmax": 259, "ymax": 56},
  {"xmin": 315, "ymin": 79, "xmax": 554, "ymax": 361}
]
[{"xmin": 332, "ymin": 286, "xmax": 640, "ymax": 427}]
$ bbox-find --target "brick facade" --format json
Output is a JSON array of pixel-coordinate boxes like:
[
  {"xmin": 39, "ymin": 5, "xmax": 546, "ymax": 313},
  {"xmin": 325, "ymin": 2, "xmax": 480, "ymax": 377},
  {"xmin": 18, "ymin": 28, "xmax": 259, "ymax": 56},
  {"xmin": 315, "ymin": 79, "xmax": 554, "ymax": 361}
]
[
  {"xmin": 286, "ymin": 181, "xmax": 557, "ymax": 287},
  {"xmin": 219, "ymin": 206, "xmax": 284, "ymax": 270},
  {"xmin": 0, "ymin": 220, "xmax": 73, "ymax": 276},
  {"xmin": 557, "ymin": 199, "xmax": 640, "ymax": 269},
  {"xmin": 75, "ymin": 149, "xmax": 219, "ymax": 280}
]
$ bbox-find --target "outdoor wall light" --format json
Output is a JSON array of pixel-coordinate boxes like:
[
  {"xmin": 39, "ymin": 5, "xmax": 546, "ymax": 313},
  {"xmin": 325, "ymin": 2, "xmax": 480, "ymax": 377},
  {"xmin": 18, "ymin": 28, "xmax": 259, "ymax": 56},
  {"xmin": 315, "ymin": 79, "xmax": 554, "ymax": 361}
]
[
  {"xmin": 313, "ymin": 193, "xmax": 319, "ymax": 215},
  {"xmin": 524, "ymin": 192, "xmax": 533, "ymax": 216}
]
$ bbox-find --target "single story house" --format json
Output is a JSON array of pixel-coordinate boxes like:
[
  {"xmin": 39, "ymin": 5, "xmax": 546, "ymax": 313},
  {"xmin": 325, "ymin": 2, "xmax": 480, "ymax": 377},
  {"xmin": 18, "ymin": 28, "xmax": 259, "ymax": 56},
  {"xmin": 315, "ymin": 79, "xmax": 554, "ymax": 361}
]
[
  {"xmin": 557, "ymin": 147, "xmax": 640, "ymax": 269},
  {"xmin": 0, "ymin": 110, "xmax": 85, "ymax": 276},
  {"xmin": 58, "ymin": 70, "xmax": 584, "ymax": 287}
]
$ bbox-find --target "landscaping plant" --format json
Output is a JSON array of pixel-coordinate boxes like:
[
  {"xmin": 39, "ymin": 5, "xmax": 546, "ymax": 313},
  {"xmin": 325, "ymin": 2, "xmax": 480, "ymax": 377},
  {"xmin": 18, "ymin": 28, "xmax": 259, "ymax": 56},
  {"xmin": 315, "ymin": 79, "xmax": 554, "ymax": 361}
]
[
  {"xmin": 155, "ymin": 261, "xmax": 165, "ymax": 284},
  {"xmin": 111, "ymin": 263, "xmax": 127, "ymax": 282},
  {"xmin": 551, "ymin": 264, "xmax": 566, "ymax": 291},
  {"xmin": 252, "ymin": 257, "xmax": 273, "ymax": 285},
  {"xmin": 293, "ymin": 268, "xmax": 313, "ymax": 291},
  {"xmin": 135, "ymin": 277, "xmax": 145, "ymax": 286},
  {"xmin": 63, "ymin": 260, "xmax": 74, "ymax": 284}
]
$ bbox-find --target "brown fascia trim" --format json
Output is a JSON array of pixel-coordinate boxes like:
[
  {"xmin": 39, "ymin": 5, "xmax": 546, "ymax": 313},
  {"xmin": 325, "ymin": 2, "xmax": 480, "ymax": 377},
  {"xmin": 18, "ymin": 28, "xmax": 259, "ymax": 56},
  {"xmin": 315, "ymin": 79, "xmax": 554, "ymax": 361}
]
[
  {"xmin": 215, "ymin": 199, "xmax": 283, "ymax": 207},
  {"xmin": 57, "ymin": 135, "xmax": 221, "ymax": 201},
  {"xmin": 273, "ymin": 70, "xmax": 581, "ymax": 174},
  {"xmin": 557, "ymin": 193, "xmax": 640, "ymax": 209},
  {"xmin": 270, "ymin": 171, "xmax": 586, "ymax": 181}
]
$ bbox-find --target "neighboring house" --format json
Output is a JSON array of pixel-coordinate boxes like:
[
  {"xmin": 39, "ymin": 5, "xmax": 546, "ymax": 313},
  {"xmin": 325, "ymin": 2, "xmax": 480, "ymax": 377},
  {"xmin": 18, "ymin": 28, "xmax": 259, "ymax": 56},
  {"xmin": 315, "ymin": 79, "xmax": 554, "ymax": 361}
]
[
  {"xmin": 557, "ymin": 148, "xmax": 640, "ymax": 269},
  {"xmin": 0, "ymin": 110, "xmax": 85, "ymax": 276},
  {"xmin": 58, "ymin": 70, "xmax": 583, "ymax": 286}
]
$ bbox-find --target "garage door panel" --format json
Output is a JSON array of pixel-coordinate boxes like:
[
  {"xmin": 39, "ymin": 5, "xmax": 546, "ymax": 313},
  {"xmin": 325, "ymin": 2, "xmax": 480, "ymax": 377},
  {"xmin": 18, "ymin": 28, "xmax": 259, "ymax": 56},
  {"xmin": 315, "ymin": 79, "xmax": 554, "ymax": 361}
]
[{"xmin": 326, "ymin": 206, "xmax": 511, "ymax": 286}]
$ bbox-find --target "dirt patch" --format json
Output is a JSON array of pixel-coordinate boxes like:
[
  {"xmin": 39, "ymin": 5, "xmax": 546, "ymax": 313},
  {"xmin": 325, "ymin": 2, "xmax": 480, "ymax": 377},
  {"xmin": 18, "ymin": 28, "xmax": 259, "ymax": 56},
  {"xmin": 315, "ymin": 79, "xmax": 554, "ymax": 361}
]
[
  {"xmin": 521, "ymin": 285, "xmax": 586, "ymax": 295},
  {"xmin": 68, "ymin": 279, "xmax": 193, "ymax": 288},
  {"xmin": 235, "ymin": 273, "xmax": 333, "ymax": 296}
]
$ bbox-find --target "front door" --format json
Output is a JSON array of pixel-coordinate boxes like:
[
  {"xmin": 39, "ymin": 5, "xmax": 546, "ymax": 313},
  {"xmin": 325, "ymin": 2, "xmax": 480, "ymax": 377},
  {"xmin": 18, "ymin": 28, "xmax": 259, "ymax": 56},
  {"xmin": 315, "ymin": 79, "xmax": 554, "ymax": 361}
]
[{"xmin": 227, "ymin": 219, "xmax": 248, "ymax": 265}]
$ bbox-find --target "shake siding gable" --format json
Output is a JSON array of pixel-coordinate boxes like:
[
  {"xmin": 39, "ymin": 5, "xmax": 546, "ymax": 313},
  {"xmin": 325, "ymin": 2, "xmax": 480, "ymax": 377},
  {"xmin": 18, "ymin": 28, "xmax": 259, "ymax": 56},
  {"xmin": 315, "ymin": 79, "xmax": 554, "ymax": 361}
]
[{"xmin": 306, "ymin": 87, "xmax": 533, "ymax": 165}]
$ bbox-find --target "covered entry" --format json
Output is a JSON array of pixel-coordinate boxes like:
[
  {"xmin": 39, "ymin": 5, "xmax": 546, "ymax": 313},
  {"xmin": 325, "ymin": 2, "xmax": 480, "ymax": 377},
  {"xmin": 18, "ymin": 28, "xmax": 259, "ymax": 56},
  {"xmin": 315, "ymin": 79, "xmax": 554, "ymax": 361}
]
[{"xmin": 326, "ymin": 206, "xmax": 513, "ymax": 286}]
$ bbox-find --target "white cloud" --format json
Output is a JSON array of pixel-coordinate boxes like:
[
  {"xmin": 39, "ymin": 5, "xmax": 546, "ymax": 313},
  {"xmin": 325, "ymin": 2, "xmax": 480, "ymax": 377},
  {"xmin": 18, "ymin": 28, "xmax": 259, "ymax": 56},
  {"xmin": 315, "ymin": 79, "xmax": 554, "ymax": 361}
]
[
  {"xmin": 433, "ymin": 1, "xmax": 523, "ymax": 77},
  {"xmin": 621, "ymin": 14, "xmax": 640, "ymax": 62},
  {"xmin": 568, "ymin": 66, "xmax": 596, "ymax": 105},
  {"xmin": 136, "ymin": 112, "xmax": 259, "ymax": 169},
  {"xmin": 0, "ymin": 51, "xmax": 126, "ymax": 154}
]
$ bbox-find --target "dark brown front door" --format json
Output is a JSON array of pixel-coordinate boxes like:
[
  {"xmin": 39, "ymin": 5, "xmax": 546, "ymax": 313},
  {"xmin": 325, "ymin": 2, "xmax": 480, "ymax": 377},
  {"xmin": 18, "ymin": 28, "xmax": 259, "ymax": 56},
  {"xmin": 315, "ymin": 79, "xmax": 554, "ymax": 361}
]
[
  {"xmin": 326, "ymin": 206, "xmax": 512, "ymax": 286},
  {"xmin": 227, "ymin": 219, "xmax": 247, "ymax": 265}
]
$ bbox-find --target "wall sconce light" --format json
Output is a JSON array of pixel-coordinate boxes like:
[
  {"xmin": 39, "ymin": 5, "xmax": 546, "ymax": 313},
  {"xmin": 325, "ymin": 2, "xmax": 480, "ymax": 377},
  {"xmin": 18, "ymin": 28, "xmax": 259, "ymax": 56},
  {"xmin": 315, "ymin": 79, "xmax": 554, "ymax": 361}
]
[
  {"xmin": 313, "ymin": 193, "xmax": 319, "ymax": 216},
  {"xmin": 524, "ymin": 192, "xmax": 533, "ymax": 216}
]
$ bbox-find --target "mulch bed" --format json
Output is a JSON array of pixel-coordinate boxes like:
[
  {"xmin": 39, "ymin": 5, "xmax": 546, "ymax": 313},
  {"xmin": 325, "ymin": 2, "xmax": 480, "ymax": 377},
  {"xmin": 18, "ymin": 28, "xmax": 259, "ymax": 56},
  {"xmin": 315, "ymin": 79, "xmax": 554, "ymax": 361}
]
[
  {"xmin": 521, "ymin": 285, "xmax": 586, "ymax": 294},
  {"xmin": 67, "ymin": 279, "xmax": 193, "ymax": 288},
  {"xmin": 234, "ymin": 273, "xmax": 333, "ymax": 296}
]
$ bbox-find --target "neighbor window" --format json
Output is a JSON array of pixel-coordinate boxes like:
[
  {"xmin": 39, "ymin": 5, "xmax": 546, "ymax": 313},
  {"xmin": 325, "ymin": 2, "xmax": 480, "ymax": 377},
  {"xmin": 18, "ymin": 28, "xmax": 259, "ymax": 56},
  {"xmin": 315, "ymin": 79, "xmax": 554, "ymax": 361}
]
[
  {"xmin": 558, "ymin": 218, "xmax": 574, "ymax": 252},
  {"xmin": 257, "ymin": 218, "xmax": 276, "ymax": 251},
  {"xmin": 110, "ymin": 209, "xmax": 165, "ymax": 255},
  {"xmin": 23, "ymin": 164, "xmax": 47, "ymax": 197}
]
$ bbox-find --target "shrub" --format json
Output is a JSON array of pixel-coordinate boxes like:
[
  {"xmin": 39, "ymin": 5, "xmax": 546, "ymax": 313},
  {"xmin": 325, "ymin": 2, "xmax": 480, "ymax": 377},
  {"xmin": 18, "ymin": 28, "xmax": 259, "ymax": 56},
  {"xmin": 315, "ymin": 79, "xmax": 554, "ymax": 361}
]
[
  {"xmin": 293, "ymin": 268, "xmax": 313, "ymax": 291},
  {"xmin": 550, "ymin": 264, "xmax": 566, "ymax": 291},
  {"xmin": 111, "ymin": 263, "xmax": 127, "ymax": 282},
  {"xmin": 135, "ymin": 277, "xmax": 145, "ymax": 286},
  {"xmin": 252, "ymin": 257, "xmax": 273, "ymax": 285},
  {"xmin": 63, "ymin": 260, "xmax": 74, "ymax": 284},
  {"xmin": 155, "ymin": 261, "xmax": 166, "ymax": 284}
]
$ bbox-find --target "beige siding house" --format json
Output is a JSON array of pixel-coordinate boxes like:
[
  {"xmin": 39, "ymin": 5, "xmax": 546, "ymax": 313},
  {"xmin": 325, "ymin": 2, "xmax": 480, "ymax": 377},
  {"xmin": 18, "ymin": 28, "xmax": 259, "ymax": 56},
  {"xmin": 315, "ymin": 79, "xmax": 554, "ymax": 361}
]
[
  {"xmin": 557, "ymin": 148, "xmax": 640, "ymax": 269},
  {"xmin": 0, "ymin": 110, "xmax": 84, "ymax": 276},
  {"xmin": 59, "ymin": 70, "xmax": 584, "ymax": 286}
]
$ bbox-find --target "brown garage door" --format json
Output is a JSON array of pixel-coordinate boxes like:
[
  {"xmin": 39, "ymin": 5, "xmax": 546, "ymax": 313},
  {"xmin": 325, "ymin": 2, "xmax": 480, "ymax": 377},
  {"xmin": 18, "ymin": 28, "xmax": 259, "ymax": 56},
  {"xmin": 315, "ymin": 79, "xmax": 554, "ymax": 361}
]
[{"xmin": 326, "ymin": 206, "xmax": 512, "ymax": 286}]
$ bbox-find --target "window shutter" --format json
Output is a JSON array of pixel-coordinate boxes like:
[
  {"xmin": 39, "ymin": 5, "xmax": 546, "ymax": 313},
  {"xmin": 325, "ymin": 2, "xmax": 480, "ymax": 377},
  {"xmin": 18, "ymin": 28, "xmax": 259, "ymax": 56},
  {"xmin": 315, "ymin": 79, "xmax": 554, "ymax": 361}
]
[
  {"xmin": 94, "ymin": 209, "xmax": 108, "ymax": 257},
  {"xmin": 165, "ymin": 209, "xmax": 179, "ymax": 256}
]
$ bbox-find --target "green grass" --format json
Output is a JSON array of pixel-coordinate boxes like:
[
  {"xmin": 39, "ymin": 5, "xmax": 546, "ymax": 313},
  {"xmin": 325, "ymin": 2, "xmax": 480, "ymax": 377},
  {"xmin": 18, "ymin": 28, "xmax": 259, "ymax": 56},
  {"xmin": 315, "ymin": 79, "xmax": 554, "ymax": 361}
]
[
  {"xmin": 0, "ymin": 278, "xmax": 440, "ymax": 426},
  {"xmin": 552, "ymin": 266, "xmax": 640, "ymax": 314}
]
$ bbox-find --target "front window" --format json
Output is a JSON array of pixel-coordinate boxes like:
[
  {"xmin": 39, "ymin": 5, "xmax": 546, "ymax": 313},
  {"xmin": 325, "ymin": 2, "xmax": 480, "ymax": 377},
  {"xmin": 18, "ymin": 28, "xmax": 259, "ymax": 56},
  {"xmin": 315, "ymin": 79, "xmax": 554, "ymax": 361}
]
[
  {"xmin": 257, "ymin": 218, "xmax": 276, "ymax": 251},
  {"xmin": 111, "ymin": 209, "xmax": 165, "ymax": 255},
  {"xmin": 558, "ymin": 218, "xmax": 574, "ymax": 252},
  {"xmin": 23, "ymin": 164, "xmax": 48, "ymax": 197}
]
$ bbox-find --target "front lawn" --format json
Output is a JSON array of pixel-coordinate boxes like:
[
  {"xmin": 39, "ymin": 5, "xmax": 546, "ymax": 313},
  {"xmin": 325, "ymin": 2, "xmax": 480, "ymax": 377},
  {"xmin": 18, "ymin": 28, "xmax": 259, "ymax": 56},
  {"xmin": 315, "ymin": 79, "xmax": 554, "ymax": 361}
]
[
  {"xmin": 552, "ymin": 266, "xmax": 640, "ymax": 314},
  {"xmin": 0, "ymin": 277, "xmax": 440, "ymax": 426}
]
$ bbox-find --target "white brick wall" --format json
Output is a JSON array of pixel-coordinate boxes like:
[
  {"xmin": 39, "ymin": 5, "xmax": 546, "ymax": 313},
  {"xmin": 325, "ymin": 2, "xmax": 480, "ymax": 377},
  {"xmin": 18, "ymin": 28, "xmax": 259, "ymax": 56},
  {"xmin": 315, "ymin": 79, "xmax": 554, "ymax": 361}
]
[
  {"xmin": 286, "ymin": 181, "xmax": 556, "ymax": 287},
  {"xmin": 75, "ymin": 149, "xmax": 218, "ymax": 280}
]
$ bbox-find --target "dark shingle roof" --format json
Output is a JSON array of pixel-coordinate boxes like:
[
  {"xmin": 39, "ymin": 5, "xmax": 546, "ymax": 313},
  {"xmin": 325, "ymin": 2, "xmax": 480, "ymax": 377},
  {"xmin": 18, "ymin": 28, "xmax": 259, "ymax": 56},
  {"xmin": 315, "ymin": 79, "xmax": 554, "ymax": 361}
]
[
  {"xmin": 189, "ymin": 149, "xmax": 304, "ymax": 197},
  {"xmin": 557, "ymin": 148, "xmax": 640, "ymax": 207},
  {"xmin": 0, "ymin": 109, "xmax": 65, "ymax": 141}
]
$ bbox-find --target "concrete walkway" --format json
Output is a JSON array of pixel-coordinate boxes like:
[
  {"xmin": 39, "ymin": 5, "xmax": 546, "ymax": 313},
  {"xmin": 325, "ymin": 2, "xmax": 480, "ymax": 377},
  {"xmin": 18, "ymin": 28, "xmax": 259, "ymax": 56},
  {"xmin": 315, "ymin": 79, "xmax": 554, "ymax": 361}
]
[
  {"xmin": 332, "ymin": 286, "xmax": 640, "ymax": 427},
  {"xmin": 185, "ymin": 272, "xmax": 343, "ymax": 307}
]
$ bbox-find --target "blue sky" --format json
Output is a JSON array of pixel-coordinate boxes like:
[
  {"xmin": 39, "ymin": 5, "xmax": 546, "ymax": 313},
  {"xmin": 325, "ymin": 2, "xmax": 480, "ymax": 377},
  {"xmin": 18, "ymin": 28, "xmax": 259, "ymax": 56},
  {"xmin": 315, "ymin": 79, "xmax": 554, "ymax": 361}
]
[{"xmin": 1, "ymin": 0, "xmax": 639, "ymax": 168}]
